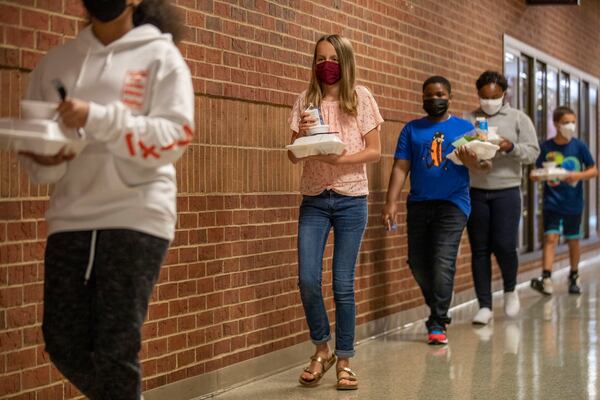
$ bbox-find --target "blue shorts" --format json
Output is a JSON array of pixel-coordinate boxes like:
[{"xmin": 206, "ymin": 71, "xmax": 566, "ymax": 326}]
[{"xmin": 543, "ymin": 210, "xmax": 582, "ymax": 239}]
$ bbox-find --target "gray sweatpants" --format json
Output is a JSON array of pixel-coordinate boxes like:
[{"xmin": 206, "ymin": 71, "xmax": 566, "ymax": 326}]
[{"xmin": 43, "ymin": 229, "xmax": 168, "ymax": 400}]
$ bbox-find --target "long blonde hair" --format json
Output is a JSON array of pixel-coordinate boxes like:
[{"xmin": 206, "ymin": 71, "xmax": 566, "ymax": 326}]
[{"xmin": 305, "ymin": 34, "xmax": 358, "ymax": 116}]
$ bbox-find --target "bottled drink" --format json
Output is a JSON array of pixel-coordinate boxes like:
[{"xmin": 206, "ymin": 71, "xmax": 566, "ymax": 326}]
[
  {"xmin": 305, "ymin": 103, "xmax": 324, "ymax": 126},
  {"xmin": 476, "ymin": 116, "xmax": 488, "ymax": 139}
]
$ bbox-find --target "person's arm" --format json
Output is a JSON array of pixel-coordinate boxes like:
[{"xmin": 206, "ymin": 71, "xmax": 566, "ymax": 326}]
[
  {"xmin": 84, "ymin": 62, "xmax": 194, "ymax": 168},
  {"xmin": 530, "ymin": 145, "xmax": 546, "ymax": 181},
  {"xmin": 287, "ymin": 106, "xmax": 320, "ymax": 164},
  {"xmin": 565, "ymin": 143, "xmax": 598, "ymax": 184},
  {"xmin": 565, "ymin": 166, "xmax": 599, "ymax": 183},
  {"xmin": 381, "ymin": 159, "xmax": 410, "ymax": 229},
  {"xmin": 505, "ymin": 112, "xmax": 541, "ymax": 164},
  {"xmin": 287, "ymin": 130, "xmax": 301, "ymax": 164},
  {"xmin": 59, "ymin": 51, "xmax": 194, "ymax": 168}
]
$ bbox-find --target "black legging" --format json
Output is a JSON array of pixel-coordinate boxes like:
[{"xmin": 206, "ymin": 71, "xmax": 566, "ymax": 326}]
[
  {"xmin": 43, "ymin": 229, "xmax": 168, "ymax": 400},
  {"xmin": 467, "ymin": 187, "xmax": 521, "ymax": 309}
]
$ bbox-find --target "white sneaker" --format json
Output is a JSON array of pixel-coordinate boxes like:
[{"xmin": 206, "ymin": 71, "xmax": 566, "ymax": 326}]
[
  {"xmin": 504, "ymin": 291, "xmax": 520, "ymax": 317},
  {"xmin": 472, "ymin": 307, "xmax": 493, "ymax": 325}
]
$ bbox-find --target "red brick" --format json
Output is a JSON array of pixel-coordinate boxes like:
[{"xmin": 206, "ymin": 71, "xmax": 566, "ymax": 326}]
[
  {"xmin": 22, "ymin": 365, "xmax": 50, "ymax": 390},
  {"xmin": 6, "ymin": 347, "xmax": 36, "ymax": 372},
  {"xmin": 50, "ymin": 15, "xmax": 77, "ymax": 36},
  {"xmin": 5, "ymin": 27, "xmax": 35, "ymax": 48},
  {"xmin": 6, "ymin": 221, "xmax": 36, "ymax": 241},
  {"xmin": 0, "ymin": 372, "xmax": 20, "ymax": 398},
  {"xmin": 0, "ymin": 201, "xmax": 21, "ymax": 220},
  {"xmin": 21, "ymin": 9, "xmax": 50, "ymax": 31}
]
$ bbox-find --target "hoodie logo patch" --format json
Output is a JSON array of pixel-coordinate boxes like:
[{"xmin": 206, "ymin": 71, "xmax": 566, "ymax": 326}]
[{"xmin": 122, "ymin": 70, "xmax": 148, "ymax": 110}]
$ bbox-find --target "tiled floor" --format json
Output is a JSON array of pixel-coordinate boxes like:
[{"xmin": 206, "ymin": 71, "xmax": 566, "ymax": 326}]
[{"xmin": 210, "ymin": 261, "xmax": 600, "ymax": 400}]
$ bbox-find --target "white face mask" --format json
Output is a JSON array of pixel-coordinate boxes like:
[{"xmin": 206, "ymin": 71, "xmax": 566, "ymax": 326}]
[
  {"xmin": 479, "ymin": 96, "xmax": 504, "ymax": 116},
  {"xmin": 559, "ymin": 122, "xmax": 576, "ymax": 140}
]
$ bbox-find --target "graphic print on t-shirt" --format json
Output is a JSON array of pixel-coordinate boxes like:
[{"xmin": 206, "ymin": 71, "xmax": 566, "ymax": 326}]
[
  {"xmin": 546, "ymin": 151, "xmax": 581, "ymax": 187},
  {"xmin": 423, "ymin": 132, "xmax": 446, "ymax": 169}
]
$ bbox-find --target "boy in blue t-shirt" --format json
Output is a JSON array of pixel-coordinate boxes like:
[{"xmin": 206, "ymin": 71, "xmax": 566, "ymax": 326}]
[
  {"xmin": 530, "ymin": 106, "xmax": 598, "ymax": 296},
  {"xmin": 381, "ymin": 76, "xmax": 491, "ymax": 345}
]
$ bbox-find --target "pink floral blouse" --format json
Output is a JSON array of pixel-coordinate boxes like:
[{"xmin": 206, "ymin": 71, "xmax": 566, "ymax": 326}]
[{"xmin": 288, "ymin": 85, "xmax": 384, "ymax": 196}]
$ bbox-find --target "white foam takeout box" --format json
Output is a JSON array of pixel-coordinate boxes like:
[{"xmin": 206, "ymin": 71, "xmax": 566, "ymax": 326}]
[
  {"xmin": 447, "ymin": 140, "xmax": 500, "ymax": 165},
  {"xmin": 0, "ymin": 118, "xmax": 87, "ymax": 156},
  {"xmin": 286, "ymin": 133, "xmax": 345, "ymax": 158},
  {"xmin": 530, "ymin": 167, "xmax": 570, "ymax": 181}
]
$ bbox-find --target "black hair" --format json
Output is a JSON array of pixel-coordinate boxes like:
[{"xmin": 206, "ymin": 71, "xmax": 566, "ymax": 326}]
[
  {"xmin": 133, "ymin": 0, "xmax": 184, "ymax": 43},
  {"xmin": 476, "ymin": 70, "xmax": 508, "ymax": 92},
  {"xmin": 553, "ymin": 106, "xmax": 575, "ymax": 123},
  {"xmin": 422, "ymin": 76, "xmax": 451, "ymax": 94}
]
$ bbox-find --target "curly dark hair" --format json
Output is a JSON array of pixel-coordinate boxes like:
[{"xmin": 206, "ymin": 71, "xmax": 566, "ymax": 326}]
[
  {"xmin": 133, "ymin": 0, "xmax": 184, "ymax": 43},
  {"xmin": 476, "ymin": 70, "xmax": 508, "ymax": 92},
  {"xmin": 422, "ymin": 76, "xmax": 451, "ymax": 94}
]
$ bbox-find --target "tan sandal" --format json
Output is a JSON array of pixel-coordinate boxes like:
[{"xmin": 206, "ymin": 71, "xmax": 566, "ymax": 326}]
[
  {"xmin": 298, "ymin": 354, "xmax": 336, "ymax": 387},
  {"xmin": 336, "ymin": 367, "xmax": 358, "ymax": 390}
]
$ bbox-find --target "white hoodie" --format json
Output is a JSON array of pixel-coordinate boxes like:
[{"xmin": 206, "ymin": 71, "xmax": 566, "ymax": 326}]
[{"xmin": 22, "ymin": 24, "xmax": 194, "ymax": 241}]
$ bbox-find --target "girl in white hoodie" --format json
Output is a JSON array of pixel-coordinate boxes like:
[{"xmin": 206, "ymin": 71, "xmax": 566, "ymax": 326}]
[{"xmin": 19, "ymin": 1, "xmax": 194, "ymax": 398}]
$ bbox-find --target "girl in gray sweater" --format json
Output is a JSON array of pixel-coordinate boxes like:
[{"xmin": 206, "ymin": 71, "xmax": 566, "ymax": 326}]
[{"xmin": 466, "ymin": 71, "xmax": 540, "ymax": 325}]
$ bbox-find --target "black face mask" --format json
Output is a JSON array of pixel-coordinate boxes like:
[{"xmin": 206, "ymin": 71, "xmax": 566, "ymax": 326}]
[
  {"xmin": 83, "ymin": 0, "xmax": 129, "ymax": 22},
  {"xmin": 423, "ymin": 98, "xmax": 449, "ymax": 117}
]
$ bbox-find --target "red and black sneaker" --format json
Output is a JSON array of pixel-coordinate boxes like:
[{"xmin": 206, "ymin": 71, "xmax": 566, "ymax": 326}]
[{"xmin": 427, "ymin": 328, "xmax": 448, "ymax": 345}]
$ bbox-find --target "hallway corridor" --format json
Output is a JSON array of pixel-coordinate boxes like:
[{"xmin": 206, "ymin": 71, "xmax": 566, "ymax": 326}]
[{"xmin": 208, "ymin": 259, "xmax": 600, "ymax": 400}]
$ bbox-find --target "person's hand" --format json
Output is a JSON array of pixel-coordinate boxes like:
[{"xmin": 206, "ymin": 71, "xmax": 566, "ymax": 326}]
[
  {"xmin": 19, "ymin": 147, "xmax": 75, "ymax": 166},
  {"xmin": 564, "ymin": 172, "xmax": 581, "ymax": 184},
  {"xmin": 455, "ymin": 146, "xmax": 479, "ymax": 169},
  {"xmin": 530, "ymin": 172, "xmax": 542, "ymax": 182},
  {"xmin": 381, "ymin": 202, "xmax": 398, "ymax": 231},
  {"xmin": 498, "ymin": 137, "xmax": 514, "ymax": 153},
  {"xmin": 298, "ymin": 111, "xmax": 318, "ymax": 137},
  {"xmin": 308, "ymin": 150, "xmax": 347, "ymax": 165},
  {"xmin": 57, "ymin": 98, "xmax": 90, "ymax": 129}
]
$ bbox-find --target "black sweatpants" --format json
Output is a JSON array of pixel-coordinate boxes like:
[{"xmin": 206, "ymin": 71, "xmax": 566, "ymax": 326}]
[
  {"xmin": 43, "ymin": 229, "xmax": 168, "ymax": 400},
  {"xmin": 467, "ymin": 187, "xmax": 521, "ymax": 309}
]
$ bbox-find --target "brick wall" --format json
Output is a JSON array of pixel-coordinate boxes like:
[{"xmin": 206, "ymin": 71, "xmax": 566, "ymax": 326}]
[{"xmin": 1, "ymin": 0, "xmax": 600, "ymax": 398}]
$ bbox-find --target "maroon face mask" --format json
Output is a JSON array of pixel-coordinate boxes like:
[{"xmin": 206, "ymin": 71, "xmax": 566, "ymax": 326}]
[{"xmin": 315, "ymin": 61, "xmax": 341, "ymax": 85}]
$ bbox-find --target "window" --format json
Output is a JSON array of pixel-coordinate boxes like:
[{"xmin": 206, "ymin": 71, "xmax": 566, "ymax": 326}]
[
  {"xmin": 521, "ymin": 56, "xmax": 531, "ymax": 117},
  {"xmin": 560, "ymin": 72, "xmax": 570, "ymax": 106},
  {"xmin": 505, "ymin": 52, "xmax": 519, "ymax": 108},
  {"xmin": 547, "ymin": 67, "xmax": 559, "ymax": 139},
  {"xmin": 591, "ymin": 86, "xmax": 598, "ymax": 236},
  {"xmin": 535, "ymin": 61, "xmax": 546, "ymax": 139},
  {"xmin": 504, "ymin": 35, "xmax": 600, "ymax": 252},
  {"xmin": 570, "ymin": 78, "xmax": 580, "ymax": 136}
]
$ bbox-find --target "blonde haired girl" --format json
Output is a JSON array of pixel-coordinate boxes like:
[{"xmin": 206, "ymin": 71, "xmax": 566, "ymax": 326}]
[{"xmin": 288, "ymin": 34, "xmax": 383, "ymax": 390}]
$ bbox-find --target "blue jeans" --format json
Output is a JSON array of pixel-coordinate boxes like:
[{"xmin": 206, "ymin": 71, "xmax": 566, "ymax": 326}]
[
  {"xmin": 467, "ymin": 187, "xmax": 521, "ymax": 309},
  {"xmin": 407, "ymin": 200, "xmax": 467, "ymax": 329},
  {"xmin": 298, "ymin": 190, "xmax": 368, "ymax": 358}
]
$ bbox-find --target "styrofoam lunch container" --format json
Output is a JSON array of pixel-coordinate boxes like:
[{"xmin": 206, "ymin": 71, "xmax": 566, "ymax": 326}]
[
  {"xmin": 0, "ymin": 118, "xmax": 87, "ymax": 156},
  {"xmin": 447, "ymin": 140, "xmax": 500, "ymax": 165},
  {"xmin": 286, "ymin": 134, "xmax": 345, "ymax": 158},
  {"xmin": 531, "ymin": 166, "xmax": 569, "ymax": 181},
  {"xmin": 308, "ymin": 124, "xmax": 331, "ymax": 135}
]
